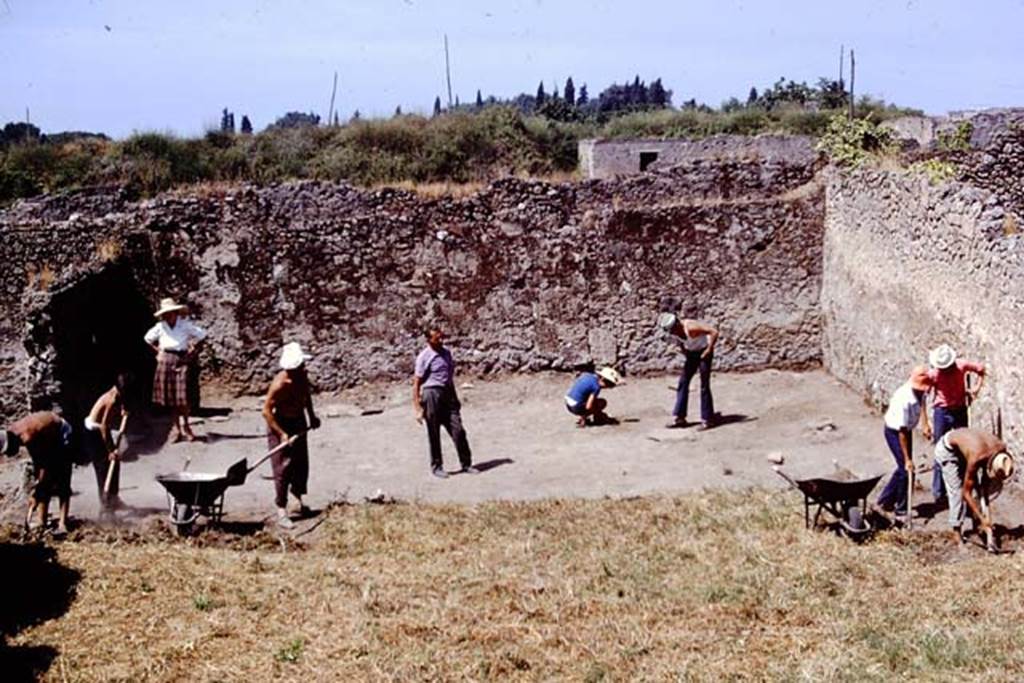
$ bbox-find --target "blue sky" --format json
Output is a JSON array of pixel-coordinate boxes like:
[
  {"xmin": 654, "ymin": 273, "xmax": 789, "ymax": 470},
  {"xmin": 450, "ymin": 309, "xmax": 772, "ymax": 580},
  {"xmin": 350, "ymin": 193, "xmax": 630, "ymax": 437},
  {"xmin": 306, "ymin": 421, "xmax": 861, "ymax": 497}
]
[{"xmin": 2, "ymin": 0, "xmax": 1022, "ymax": 138}]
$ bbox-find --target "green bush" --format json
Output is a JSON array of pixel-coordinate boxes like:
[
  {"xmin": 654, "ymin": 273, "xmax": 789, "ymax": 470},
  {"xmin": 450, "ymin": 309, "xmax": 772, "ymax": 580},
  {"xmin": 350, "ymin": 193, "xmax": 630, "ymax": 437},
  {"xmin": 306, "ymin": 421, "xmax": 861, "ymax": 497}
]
[{"xmin": 815, "ymin": 114, "xmax": 895, "ymax": 166}]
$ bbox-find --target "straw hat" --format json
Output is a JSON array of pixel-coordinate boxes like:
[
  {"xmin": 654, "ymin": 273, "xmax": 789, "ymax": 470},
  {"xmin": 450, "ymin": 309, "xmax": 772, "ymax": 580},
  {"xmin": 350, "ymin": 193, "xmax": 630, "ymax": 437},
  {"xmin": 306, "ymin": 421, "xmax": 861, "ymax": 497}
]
[
  {"xmin": 597, "ymin": 366, "xmax": 622, "ymax": 386},
  {"xmin": 657, "ymin": 312, "xmax": 678, "ymax": 331},
  {"xmin": 154, "ymin": 297, "xmax": 188, "ymax": 319},
  {"xmin": 929, "ymin": 344, "xmax": 957, "ymax": 370},
  {"xmin": 280, "ymin": 342, "xmax": 311, "ymax": 370},
  {"xmin": 991, "ymin": 452, "xmax": 1015, "ymax": 480},
  {"xmin": 909, "ymin": 365, "xmax": 933, "ymax": 392}
]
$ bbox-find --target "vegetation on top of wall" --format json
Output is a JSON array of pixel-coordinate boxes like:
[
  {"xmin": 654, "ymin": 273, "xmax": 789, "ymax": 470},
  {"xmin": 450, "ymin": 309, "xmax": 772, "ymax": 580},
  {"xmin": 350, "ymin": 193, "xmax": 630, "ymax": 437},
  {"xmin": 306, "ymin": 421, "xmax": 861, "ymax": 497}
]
[
  {"xmin": 815, "ymin": 114, "xmax": 896, "ymax": 167},
  {"xmin": 0, "ymin": 87, "xmax": 918, "ymax": 206},
  {"xmin": 937, "ymin": 121, "xmax": 974, "ymax": 153},
  {"xmin": 910, "ymin": 158, "xmax": 960, "ymax": 185}
]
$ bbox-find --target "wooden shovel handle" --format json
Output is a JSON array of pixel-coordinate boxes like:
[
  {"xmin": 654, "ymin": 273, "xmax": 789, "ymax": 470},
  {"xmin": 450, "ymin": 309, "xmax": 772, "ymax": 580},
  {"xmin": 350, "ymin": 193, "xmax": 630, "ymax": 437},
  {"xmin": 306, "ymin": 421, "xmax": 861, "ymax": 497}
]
[{"xmin": 103, "ymin": 414, "xmax": 129, "ymax": 496}]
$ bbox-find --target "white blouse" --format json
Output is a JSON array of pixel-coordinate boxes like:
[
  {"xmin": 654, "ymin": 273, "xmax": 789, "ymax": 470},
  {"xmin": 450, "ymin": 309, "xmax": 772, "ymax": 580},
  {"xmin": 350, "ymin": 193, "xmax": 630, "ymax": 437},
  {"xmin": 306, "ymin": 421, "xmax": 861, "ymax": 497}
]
[{"xmin": 144, "ymin": 318, "xmax": 208, "ymax": 352}]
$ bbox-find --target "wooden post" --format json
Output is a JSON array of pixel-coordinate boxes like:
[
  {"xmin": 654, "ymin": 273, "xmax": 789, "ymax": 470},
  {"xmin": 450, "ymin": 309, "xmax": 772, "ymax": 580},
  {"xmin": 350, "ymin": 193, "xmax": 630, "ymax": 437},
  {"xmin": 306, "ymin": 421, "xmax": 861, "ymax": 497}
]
[
  {"xmin": 839, "ymin": 44, "xmax": 844, "ymax": 89},
  {"xmin": 444, "ymin": 34, "xmax": 453, "ymax": 109},
  {"xmin": 848, "ymin": 49, "xmax": 855, "ymax": 119},
  {"xmin": 328, "ymin": 71, "xmax": 338, "ymax": 127}
]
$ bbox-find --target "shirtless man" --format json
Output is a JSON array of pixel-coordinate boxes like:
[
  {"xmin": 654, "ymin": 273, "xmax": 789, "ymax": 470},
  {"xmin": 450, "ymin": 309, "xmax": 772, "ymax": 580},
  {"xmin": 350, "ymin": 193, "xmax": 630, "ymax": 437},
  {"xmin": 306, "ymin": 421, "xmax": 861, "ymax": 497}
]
[
  {"xmin": 84, "ymin": 375, "xmax": 130, "ymax": 513},
  {"xmin": 934, "ymin": 427, "xmax": 1015, "ymax": 551},
  {"xmin": 1, "ymin": 411, "xmax": 75, "ymax": 537},
  {"xmin": 263, "ymin": 342, "xmax": 321, "ymax": 528},
  {"xmin": 658, "ymin": 309, "xmax": 720, "ymax": 430}
]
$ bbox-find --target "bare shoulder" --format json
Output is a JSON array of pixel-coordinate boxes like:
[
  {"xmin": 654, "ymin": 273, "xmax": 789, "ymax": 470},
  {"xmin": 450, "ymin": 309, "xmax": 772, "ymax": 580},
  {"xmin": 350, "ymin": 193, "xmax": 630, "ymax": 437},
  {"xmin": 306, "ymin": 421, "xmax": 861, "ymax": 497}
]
[{"xmin": 266, "ymin": 371, "xmax": 290, "ymax": 396}]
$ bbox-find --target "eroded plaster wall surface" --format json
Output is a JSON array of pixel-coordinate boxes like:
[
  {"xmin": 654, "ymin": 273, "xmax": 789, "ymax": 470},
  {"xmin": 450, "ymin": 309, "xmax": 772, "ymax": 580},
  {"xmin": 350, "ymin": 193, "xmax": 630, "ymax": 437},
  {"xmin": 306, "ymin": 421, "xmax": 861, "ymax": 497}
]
[
  {"xmin": 0, "ymin": 150, "xmax": 824, "ymax": 419},
  {"xmin": 822, "ymin": 166, "xmax": 1024, "ymax": 452}
]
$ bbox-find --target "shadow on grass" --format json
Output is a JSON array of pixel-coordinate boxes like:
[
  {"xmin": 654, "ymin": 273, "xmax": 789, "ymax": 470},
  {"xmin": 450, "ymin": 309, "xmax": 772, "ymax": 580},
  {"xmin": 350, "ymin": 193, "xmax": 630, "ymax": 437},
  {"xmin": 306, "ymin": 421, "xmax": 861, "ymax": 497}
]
[{"xmin": 0, "ymin": 542, "xmax": 80, "ymax": 679}]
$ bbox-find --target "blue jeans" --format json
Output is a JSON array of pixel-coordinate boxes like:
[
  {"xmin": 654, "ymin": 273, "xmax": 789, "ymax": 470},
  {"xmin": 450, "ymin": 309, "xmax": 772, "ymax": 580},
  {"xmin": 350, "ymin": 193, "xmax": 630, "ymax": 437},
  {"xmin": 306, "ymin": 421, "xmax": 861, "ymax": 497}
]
[
  {"xmin": 877, "ymin": 426, "xmax": 912, "ymax": 515},
  {"xmin": 673, "ymin": 350, "xmax": 714, "ymax": 423},
  {"xmin": 931, "ymin": 406, "xmax": 968, "ymax": 500}
]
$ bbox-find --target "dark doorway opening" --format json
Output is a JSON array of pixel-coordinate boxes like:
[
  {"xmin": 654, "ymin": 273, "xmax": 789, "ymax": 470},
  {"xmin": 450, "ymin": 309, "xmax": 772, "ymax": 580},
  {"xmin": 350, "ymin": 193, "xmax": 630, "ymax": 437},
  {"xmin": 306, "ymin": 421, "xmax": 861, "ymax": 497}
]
[
  {"xmin": 45, "ymin": 264, "xmax": 154, "ymax": 425},
  {"xmin": 639, "ymin": 151, "xmax": 659, "ymax": 172}
]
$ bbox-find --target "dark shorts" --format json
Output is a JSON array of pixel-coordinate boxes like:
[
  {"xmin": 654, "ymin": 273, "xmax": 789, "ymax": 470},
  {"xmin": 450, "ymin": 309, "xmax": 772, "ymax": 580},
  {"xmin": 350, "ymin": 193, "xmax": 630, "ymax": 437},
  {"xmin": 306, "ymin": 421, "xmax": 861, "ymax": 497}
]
[
  {"xmin": 565, "ymin": 400, "xmax": 587, "ymax": 417},
  {"xmin": 31, "ymin": 451, "xmax": 73, "ymax": 501}
]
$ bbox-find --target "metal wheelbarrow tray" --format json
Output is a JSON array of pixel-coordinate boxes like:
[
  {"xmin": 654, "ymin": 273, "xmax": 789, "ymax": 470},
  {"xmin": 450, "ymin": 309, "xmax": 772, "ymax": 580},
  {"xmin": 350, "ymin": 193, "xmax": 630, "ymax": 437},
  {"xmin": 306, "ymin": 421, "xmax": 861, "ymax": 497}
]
[
  {"xmin": 156, "ymin": 459, "xmax": 248, "ymax": 536},
  {"xmin": 775, "ymin": 467, "xmax": 883, "ymax": 539}
]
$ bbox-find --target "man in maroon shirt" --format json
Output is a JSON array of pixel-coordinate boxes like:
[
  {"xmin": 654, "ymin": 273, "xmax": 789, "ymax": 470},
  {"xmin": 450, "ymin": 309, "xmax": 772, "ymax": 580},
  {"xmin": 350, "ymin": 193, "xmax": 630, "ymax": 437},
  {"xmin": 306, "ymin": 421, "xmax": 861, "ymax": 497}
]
[{"xmin": 926, "ymin": 344, "xmax": 986, "ymax": 505}]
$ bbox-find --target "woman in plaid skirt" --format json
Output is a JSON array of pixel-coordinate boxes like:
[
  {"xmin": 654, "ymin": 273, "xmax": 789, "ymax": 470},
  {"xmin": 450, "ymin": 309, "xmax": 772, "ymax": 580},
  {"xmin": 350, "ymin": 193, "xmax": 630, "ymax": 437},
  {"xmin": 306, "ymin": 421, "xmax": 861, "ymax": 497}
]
[{"xmin": 144, "ymin": 298, "xmax": 208, "ymax": 442}]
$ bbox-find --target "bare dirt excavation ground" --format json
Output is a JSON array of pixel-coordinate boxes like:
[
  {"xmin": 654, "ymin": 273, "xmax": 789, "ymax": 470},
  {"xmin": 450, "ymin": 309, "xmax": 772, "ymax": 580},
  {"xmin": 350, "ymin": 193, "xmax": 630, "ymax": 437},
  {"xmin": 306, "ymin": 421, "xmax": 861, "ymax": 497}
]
[{"xmin": 3, "ymin": 369, "xmax": 1023, "ymax": 546}]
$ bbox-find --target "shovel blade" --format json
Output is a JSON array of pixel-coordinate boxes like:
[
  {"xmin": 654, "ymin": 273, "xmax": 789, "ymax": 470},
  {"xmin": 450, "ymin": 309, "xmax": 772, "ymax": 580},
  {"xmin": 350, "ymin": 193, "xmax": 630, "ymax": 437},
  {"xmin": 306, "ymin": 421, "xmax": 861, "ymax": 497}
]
[{"xmin": 225, "ymin": 458, "xmax": 249, "ymax": 487}]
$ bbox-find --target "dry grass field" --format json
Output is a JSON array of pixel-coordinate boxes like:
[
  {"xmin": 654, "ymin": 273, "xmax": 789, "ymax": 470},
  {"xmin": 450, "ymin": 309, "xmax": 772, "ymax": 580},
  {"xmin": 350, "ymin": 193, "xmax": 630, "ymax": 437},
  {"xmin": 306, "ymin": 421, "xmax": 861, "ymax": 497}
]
[{"xmin": 4, "ymin": 490, "xmax": 1024, "ymax": 682}]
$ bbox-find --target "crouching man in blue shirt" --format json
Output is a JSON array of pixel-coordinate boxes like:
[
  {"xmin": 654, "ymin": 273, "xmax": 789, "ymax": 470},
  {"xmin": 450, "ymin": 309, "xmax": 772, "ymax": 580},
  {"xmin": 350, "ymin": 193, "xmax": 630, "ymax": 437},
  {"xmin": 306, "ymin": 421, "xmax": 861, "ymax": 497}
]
[{"xmin": 565, "ymin": 367, "xmax": 622, "ymax": 428}]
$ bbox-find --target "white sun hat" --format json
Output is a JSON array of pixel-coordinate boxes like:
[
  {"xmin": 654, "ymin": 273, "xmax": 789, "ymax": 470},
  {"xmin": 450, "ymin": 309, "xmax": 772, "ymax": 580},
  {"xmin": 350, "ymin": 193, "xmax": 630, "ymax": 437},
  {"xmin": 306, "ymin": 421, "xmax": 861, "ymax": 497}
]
[
  {"xmin": 280, "ymin": 342, "xmax": 312, "ymax": 370},
  {"xmin": 154, "ymin": 297, "xmax": 188, "ymax": 318},
  {"xmin": 597, "ymin": 366, "xmax": 622, "ymax": 386},
  {"xmin": 657, "ymin": 312, "xmax": 678, "ymax": 331},
  {"xmin": 928, "ymin": 344, "xmax": 957, "ymax": 370},
  {"xmin": 991, "ymin": 452, "xmax": 1015, "ymax": 480}
]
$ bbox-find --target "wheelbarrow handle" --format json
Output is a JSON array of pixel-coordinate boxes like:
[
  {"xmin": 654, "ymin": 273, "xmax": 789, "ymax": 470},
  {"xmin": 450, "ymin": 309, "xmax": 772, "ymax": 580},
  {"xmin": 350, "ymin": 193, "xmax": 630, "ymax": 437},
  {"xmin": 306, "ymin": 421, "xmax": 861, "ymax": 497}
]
[
  {"xmin": 247, "ymin": 430, "xmax": 309, "ymax": 474},
  {"xmin": 772, "ymin": 465, "xmax": 800, "ymax": 490}
]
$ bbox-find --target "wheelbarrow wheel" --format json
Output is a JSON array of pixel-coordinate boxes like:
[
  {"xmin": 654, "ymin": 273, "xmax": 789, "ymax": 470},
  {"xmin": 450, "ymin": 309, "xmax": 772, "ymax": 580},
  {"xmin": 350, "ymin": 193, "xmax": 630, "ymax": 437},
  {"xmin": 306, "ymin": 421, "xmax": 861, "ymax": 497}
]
[
  {"xmin": 845, "ymin": 506, "xmax": 864, "ymax": 532},
  {"xmin": 839, "ymin": 505, "xmax": 871, "ymax": 540},
  {"xmin": 172, "ymin": 504, "xmax": 196, "ymax": 537}
]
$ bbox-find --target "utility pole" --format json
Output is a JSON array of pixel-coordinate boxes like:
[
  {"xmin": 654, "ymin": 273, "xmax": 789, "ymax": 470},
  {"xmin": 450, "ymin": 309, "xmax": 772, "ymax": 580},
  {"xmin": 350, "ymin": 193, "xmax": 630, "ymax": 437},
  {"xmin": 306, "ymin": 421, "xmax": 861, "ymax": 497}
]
[
  {"xmin": 848, "ymin": 48, "xmax": 856, "ymax": 120},
  {"xmin": 444, "ymin": 34, "xmax": 453, "ymax": 109},
  {"xmin": 327, "ymin": 71, "xmax": 338, "ymax": 127},
  {"xmin": 839, "ymin": 44, "xmax": 844, "ymax": 88}
]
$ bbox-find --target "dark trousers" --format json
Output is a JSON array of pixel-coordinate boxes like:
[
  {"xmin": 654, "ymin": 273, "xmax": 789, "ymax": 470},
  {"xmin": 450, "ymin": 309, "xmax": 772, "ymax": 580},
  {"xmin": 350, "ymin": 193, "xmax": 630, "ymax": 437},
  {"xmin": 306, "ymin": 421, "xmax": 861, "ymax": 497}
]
[
  {"xmin": 84, "ymin": 429, "xmax": 119, "ymax": 506},
  {"xmin": 421, "ymin": 385, "xmax": 472, "ymax": 470},
  {"xmin": 877, "ymin": 426, "xmax": 912, "ymax": 515},
  {"xmin": 673, "ymin": 351, "xmax": 714, "ymax": 423},
  {"xmin": 268, "ymin": 415, "xmax": 309, "ymax": 508},
  {"xmin": 932, "ymin": 406, "xmax": 968, "ymax": 500}
]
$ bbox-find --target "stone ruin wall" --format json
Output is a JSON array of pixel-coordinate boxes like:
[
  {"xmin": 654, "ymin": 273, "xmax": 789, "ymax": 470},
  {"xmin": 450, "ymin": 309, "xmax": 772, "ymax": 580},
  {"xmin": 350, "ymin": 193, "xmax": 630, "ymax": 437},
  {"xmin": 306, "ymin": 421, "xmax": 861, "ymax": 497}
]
[
  {"xmin": 578, "ymin": 134, "xmax": 817, "ymax": 179},
  {"xmin": 0, "ymin": 149, "xmax": 825, "ymax": 420},
  {"xmin": 822, "ymin": 153, "xmax": 1024, "ymax": 454}
]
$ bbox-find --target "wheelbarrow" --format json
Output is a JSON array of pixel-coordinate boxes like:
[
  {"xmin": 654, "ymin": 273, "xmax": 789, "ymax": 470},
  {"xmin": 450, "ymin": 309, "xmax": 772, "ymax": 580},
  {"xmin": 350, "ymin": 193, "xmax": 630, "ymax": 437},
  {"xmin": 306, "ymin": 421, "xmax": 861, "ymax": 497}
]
[
  {"xmin": 155, "ymin": 432, "xmax": 304, "ymax": 535},
  {"xmin": 774, "ymin": 466, "xmax": 883, "ymax": 540}
]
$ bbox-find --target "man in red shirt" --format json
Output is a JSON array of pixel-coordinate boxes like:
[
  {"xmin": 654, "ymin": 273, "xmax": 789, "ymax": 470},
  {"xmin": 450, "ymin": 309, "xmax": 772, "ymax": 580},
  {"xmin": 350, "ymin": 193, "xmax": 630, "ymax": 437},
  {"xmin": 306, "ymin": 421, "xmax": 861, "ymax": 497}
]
[{"xmin": 926, "ymin": 344, "xmax": 986, "ymax": 505}]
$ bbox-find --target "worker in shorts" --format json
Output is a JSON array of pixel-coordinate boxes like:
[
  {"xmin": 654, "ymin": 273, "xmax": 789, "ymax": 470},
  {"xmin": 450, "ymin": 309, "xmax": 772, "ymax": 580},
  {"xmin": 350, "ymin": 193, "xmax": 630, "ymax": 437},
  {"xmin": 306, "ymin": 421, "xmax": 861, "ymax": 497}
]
[
  {"xmin": 564, "ymin": 367, "xmax": 621, "ymax": 428},
  {"xmin": 2, "ymin": 411, "xmax": 75, "ymax": 537}
]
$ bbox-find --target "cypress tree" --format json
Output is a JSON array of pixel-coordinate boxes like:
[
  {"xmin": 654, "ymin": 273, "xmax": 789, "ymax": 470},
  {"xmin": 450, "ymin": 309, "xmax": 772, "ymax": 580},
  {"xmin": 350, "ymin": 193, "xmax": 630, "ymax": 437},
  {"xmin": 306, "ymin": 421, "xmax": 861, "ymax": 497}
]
[
  {"xmin": 564, "ymin": 77, "xmax": 576, "ymax": 107},
  {"xmin": 433, "ymin": 96, "xmax": 442, "ymax": 117},
  {"xmin": 240, "ymin": 115, "xmax": 253, "ymax": 134}
]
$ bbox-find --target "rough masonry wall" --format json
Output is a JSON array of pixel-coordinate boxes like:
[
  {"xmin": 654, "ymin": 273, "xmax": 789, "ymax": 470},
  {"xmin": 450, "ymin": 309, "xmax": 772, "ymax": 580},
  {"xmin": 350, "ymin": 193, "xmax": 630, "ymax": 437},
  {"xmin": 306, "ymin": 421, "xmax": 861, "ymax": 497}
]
[
  {"xmin": 579, "ymin": 135, "xmax": 817, "ymax": 179},
  {"xmin": 822, "ymin": 167, "xmax": 1024, "ymax": 452},
  {"xmin": 0, "ymin": 152, "xmax": 825, "ymax": 418}
]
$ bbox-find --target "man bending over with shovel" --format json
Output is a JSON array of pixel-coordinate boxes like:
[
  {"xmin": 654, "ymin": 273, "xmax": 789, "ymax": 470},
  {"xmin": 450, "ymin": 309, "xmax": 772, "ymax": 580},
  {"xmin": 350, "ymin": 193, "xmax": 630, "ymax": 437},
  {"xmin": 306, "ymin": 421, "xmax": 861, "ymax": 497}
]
[
  {"xmin": 263, "ymin": 342, "xmax": 321, "ymax": 529},
  {"xmin": 2, "ymin": 411, "xmax": 75, "ymax": 537},
  {"xmin": 934, "ymin": 427, "xmax": 1014, "ymax": 552},
  {"xmin": 84, "ymin": 373, "xmax": 131, "ymax": 515}
]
